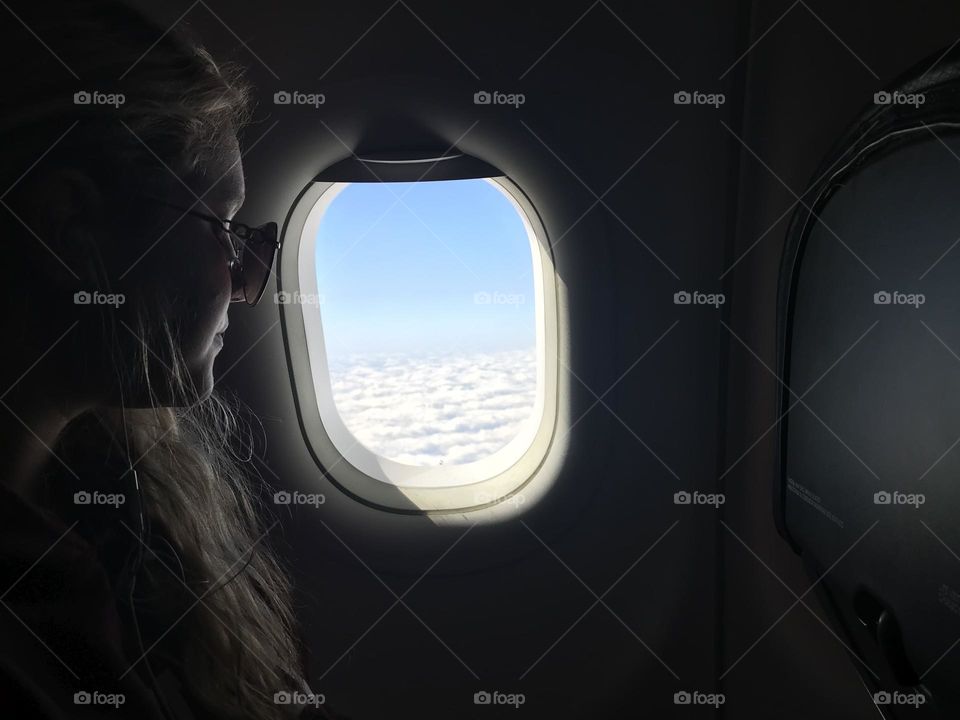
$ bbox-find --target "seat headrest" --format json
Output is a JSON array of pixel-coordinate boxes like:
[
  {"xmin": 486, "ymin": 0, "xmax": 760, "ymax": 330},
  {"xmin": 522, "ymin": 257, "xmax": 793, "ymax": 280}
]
[{"xmin": 777, "ymin": 43, "xmax": 960, "ymax": 718}]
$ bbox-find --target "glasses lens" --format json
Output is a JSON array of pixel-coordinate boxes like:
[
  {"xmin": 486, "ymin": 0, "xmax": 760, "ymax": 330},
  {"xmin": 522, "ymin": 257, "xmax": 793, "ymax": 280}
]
[
  {"xmin": 229, "ymin": 259, "xmax": 245, "ymax": 302},
  {"xmin": 242, "ymin": 222, "xmax": 279, "ymax": 305}
]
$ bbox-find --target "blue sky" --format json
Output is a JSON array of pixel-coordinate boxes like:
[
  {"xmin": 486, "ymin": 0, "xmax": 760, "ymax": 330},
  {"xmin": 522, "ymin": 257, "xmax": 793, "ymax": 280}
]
[{"xmin": 314, "ymin": 178, "xmax": 536, "ymax": 359}]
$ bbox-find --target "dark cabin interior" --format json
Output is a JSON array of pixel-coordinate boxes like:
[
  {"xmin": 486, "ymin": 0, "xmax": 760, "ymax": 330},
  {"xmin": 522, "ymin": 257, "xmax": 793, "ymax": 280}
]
[{"xmin": 8, "ymin": 0, "xmax": 960, "ymax": 717}]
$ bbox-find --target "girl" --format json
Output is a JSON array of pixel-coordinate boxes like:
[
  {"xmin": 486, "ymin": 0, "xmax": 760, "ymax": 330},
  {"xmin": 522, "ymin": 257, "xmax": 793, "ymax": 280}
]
[{"xmin": 0, "ymin": 1, "xmax": 334, "ymax": 718}]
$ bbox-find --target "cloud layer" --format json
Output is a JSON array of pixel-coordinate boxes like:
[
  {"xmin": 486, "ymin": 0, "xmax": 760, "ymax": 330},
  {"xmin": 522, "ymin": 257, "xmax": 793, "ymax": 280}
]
[{"xmin": 327, "ymin": 349, "xmax": 537, "ymax": 465}]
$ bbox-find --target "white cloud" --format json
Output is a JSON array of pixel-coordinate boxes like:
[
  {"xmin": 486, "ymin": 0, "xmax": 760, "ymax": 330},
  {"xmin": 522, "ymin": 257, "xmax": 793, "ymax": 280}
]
[{"xmin": 327, "ymin": 349, "xmax": 537, "ymax": 465}]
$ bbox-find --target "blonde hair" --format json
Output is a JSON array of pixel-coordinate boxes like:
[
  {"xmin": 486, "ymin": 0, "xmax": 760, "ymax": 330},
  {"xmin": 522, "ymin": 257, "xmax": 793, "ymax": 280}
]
[{"xmin": 1, "ymin": 1, "xmax": 312, "ymax": 717}]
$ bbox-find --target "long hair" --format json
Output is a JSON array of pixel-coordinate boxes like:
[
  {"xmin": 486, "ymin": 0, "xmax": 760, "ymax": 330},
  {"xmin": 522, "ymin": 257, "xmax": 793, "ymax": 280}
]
[{"xmin": 0, "ymin": 2, "xmax": 310, "ymax": 718}]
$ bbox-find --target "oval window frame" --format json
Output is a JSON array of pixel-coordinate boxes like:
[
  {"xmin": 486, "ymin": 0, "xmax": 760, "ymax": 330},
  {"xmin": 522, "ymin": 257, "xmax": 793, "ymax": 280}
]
[{"xmin": 277, "ymin": 157, "xmax": 559, "ymax": 513}]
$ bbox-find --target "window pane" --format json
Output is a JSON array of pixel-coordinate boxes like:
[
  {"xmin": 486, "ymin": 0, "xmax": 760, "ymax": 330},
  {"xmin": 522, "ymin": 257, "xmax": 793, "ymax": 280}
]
[{"xmin": 314, "ymin": 179, "xmax": 538, "ymax": 467}]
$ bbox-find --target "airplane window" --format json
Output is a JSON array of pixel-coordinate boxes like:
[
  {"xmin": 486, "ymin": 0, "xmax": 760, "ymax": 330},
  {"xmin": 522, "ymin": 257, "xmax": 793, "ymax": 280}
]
[
  {"xmin": 315, "ymin": 179, "xmax": 536, "ymax": 466},
  {"xmin": 280, "ymin": 174, "xmax": 559, "ymax": 512}
]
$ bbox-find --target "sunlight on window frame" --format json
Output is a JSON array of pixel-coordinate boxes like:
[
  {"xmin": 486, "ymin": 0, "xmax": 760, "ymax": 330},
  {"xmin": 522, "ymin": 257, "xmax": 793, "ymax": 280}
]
[{"xmin": 279, "ymin": 174, "xmax": 559, "ymax": 514}]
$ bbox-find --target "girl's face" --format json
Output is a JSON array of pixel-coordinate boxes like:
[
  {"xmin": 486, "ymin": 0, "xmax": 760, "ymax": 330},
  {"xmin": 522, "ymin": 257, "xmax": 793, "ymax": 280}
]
[
  {"xmin": 114, "ymin": 136, "xmax": 247, "ymax": 405},
  {"xmin": 4, "ymin": 132, "xmax": 250, "ymax": 412}
]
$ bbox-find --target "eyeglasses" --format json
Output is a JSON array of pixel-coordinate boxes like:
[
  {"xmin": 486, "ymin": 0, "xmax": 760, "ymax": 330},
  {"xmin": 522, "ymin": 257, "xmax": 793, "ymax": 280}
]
[{"xmin": 141, "ymin": 196, "xmax": 279, "ymax": 306}]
